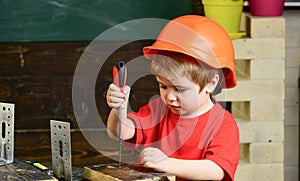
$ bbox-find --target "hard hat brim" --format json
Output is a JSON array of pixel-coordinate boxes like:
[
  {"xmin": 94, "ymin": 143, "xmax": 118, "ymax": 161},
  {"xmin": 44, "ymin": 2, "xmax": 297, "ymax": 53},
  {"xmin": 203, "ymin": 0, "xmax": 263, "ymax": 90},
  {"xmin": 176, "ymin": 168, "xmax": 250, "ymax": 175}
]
[{"xmin": 143, "ymin": 41, "xmax": 237, "ymax": 89}]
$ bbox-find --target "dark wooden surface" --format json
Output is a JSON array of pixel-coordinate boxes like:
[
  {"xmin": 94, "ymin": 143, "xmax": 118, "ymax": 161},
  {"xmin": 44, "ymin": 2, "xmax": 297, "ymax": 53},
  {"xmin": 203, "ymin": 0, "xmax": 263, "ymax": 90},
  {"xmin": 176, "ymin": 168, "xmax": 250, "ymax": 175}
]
[
  {"xmin": 0, "ymin": 158, "xmax": 55, "ymax": 180},
  {"xmin": 0, "ymin": 158, "xmax": 93, "ymax": 181},
  {"xmin": 0, "ymin": 41, "xmax": 159, "ymax": 167}
]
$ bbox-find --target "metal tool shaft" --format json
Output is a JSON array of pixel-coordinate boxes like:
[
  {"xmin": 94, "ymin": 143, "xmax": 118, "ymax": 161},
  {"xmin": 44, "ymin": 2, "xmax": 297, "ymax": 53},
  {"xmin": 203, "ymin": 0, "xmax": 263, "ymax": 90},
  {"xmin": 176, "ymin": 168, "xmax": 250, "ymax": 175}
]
[{"xmin": 118, "ymin": 108, "xmax": 122, "ymax": 167}]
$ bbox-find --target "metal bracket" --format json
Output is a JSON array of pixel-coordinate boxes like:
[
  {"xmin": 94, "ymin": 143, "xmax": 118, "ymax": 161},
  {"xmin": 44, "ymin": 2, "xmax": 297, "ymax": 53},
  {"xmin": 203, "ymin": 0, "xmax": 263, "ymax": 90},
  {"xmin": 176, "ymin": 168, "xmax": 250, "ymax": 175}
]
[
  {"xmin": 0, "ymin": 102, "xmax": 14, "ymax": 166},
  {"xmin": 50, "ymin": 120, "xmax": 72, "ymax": 180}
]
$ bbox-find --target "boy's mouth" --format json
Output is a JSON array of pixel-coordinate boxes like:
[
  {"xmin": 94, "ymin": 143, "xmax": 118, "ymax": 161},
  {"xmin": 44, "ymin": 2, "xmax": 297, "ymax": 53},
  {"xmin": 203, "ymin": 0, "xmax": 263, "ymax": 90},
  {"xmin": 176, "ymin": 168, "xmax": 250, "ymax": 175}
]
[{"xmin": 168, "ymin": 104, "xmax": 181, "ymax": 110}]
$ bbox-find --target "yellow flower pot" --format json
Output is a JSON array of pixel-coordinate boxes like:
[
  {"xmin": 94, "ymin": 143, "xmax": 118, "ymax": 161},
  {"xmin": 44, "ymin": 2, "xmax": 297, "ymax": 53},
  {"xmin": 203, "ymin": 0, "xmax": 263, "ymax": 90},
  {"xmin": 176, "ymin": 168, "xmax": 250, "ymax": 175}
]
[{"xmin": 202, "ymin": 0, "xmax": 244, "ymax": 35}]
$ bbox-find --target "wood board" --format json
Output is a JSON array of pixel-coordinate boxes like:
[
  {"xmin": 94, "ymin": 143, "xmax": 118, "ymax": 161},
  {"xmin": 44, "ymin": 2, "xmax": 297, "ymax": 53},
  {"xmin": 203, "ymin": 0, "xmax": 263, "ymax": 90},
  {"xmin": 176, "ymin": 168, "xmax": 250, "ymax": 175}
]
[{"xmin": 84, "ymin": 163, "xmax": 175, "ymax": 181}]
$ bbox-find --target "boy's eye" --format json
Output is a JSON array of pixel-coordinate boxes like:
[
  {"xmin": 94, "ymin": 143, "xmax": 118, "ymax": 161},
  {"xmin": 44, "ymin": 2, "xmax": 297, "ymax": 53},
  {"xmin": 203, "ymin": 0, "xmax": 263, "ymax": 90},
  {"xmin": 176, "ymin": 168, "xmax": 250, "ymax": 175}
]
[
  {"xmin": 159, "ymin": 85, "xmax": 167, "ymax": 89},
  {"xmin": 176, "ymin": 88, "xmax": 186, "ymax": 93}
]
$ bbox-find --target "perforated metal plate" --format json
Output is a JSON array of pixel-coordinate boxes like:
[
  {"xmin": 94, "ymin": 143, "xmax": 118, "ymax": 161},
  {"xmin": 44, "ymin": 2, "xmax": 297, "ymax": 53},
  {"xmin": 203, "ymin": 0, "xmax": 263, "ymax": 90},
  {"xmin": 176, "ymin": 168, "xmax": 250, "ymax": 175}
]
[
  {"xmin": 50, "ymin": 120, "xmax": 72, "ymax": 180},
  {"xmin": 0, "ymin": 102, "xmax": 14, "ymax": 166}
]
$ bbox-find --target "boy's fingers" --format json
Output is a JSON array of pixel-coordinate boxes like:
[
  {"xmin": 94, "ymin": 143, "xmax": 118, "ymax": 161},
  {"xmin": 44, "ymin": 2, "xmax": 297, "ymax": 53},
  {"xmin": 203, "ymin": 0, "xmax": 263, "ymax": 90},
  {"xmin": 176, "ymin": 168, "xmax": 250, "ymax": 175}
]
[
  {"xmin": 109, "ymin": 83, "xmax": 121, "ymax": 91},
  {"xmin": 143, "ymin": 161, "xmax": 154, "ymax": 168},
  {"xmin": 140, "ymin": 147, "xmax": 154, "ymax": 163},
  {"xmin": 107, "ymin": 91, "xmax": 126, "ymax": 109},
  {"xmin": 123, "ymin": 85, "xmax": 131, "ymax": 94},
  {"xmin": 109, "ymin": 95, "xmax": 125, "ymax": 103},
  {"xmin": 109, "ymin": 102, "xmax": 122, "ymax": 108}
]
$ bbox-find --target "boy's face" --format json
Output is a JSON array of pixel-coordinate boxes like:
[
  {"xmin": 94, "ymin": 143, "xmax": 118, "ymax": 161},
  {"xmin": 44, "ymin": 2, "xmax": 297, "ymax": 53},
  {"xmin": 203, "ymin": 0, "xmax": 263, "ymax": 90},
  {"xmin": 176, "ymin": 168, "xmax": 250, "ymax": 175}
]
[{"xmin": 156, "ymin": 75, "xmax": 212, "ymax": 118}]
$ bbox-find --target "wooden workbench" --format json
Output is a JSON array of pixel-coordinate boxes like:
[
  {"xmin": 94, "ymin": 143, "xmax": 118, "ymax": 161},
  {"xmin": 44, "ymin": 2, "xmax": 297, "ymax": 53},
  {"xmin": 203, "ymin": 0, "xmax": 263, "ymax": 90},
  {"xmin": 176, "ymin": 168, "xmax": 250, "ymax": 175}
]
[
  {"xmin": 0, "ymin": 158, "xmax": 56, "ymax": 180},
  {"xmin": 0, "ymin": 158, "xmax": 101, "ymax": 181},
  {"xmin": 0, "ymin": 159, "xmax": 174, "ymax": 181}
]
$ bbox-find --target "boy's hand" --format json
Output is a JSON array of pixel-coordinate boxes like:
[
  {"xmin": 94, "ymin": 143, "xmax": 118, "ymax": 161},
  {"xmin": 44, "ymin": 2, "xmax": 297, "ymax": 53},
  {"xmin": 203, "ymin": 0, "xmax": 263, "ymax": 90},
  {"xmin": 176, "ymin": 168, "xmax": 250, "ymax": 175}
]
[
  {"xmin": 140, "ymin": 147, "xmax": 168, "ymax": 172},
  {"xmin": 106, "ymin": 83, "xmax": 130, "ymax": 109}
]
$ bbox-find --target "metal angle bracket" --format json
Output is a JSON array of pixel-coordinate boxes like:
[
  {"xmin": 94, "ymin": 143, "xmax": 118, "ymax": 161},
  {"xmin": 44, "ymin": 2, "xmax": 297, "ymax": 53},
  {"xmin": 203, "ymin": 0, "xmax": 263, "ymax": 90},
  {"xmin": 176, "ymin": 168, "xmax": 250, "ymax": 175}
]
[
  {"xmin": 0, "ymin": 102, "xmax": 15, "ymax": 166},
  {"xmin": 50, "ymin": 120, "xmax": 72, "ymax": 181}
]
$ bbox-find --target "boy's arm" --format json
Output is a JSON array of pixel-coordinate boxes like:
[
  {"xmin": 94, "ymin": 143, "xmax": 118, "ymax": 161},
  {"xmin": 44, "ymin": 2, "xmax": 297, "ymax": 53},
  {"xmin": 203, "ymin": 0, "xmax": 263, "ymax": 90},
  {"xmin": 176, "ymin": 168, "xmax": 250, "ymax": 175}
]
[
  {"xmin": 163, "ymin": 157, "xmax": 224, "ymax": 181},
  {"xmin": 141, "ymin": 147, "xmax": 224, "ymax": 181},
  {"xmin": 106, "ymin": 83, "xmax": 135, "ymax": 140}
]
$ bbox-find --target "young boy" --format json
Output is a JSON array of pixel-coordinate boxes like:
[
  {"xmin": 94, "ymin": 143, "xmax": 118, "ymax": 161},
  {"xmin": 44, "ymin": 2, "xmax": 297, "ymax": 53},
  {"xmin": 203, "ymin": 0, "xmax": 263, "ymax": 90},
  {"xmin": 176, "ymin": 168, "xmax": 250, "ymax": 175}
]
[{"xmin": 106, "ymin": 15, "xmax": 240, "ymax": 181}]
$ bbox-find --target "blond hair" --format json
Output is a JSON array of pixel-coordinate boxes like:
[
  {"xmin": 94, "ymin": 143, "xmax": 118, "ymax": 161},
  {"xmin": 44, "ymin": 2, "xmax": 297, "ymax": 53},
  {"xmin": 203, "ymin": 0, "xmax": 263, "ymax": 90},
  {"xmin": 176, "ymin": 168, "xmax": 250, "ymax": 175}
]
[{"xmin": 151, "ymin": 51, "xmax": 223, "ymax": 94}]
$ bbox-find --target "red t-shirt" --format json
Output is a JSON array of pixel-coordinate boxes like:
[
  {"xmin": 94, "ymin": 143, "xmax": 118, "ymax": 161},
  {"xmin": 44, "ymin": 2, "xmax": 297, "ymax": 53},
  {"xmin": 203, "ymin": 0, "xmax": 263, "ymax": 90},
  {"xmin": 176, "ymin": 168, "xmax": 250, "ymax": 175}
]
[{"xmin": 126, "ymin": 97, "xmax": 240, "ymax": 181}]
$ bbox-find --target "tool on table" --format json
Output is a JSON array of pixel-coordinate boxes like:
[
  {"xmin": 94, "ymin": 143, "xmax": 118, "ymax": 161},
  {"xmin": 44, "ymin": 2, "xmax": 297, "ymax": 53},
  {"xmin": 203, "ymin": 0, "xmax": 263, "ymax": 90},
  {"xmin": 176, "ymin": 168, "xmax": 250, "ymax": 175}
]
[
  {"xmin": 24, "ymin": 160, "xmax": 50, "ymax": 174},
  {"xmin": 112, "ymin": 61, "xmax": 127, "ymax": 168}
]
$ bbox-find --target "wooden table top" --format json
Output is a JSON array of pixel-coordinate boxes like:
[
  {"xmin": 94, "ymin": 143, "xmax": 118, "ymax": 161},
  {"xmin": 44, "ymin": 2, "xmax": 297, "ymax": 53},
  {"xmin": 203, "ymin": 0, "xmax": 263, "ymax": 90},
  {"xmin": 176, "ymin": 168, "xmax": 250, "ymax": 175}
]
[{"xmin": 0, "ymin": 158, "xmax": 86, "ymax": 181}]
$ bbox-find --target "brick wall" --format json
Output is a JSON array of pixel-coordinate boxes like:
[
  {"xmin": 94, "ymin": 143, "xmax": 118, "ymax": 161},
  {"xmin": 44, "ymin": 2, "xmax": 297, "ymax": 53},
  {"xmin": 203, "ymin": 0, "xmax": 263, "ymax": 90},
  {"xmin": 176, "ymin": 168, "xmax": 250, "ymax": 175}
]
[
  {"xmin": 215, "ymin": 13, "xmax": 285, "ymax": 180},
  {"xmin": 283, "ymin": 10, "xmax": 300, "ymax": 181}
]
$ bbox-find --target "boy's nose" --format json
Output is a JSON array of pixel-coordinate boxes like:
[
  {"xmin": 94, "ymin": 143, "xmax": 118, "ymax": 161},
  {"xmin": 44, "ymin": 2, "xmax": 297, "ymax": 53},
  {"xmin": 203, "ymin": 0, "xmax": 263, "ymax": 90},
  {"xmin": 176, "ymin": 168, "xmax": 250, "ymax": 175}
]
[{"xmin": 166, "ymin": 90, "xmax": 177, "ymax": 102}]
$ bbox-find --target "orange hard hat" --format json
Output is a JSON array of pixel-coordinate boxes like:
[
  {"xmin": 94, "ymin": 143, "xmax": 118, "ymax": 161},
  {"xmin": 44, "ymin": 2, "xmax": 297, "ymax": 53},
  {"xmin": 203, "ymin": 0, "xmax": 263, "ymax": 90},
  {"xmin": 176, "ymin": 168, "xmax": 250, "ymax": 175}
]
[{"xmin": 143, "ymin": 15, "xmax": 236, "ymax": 88}]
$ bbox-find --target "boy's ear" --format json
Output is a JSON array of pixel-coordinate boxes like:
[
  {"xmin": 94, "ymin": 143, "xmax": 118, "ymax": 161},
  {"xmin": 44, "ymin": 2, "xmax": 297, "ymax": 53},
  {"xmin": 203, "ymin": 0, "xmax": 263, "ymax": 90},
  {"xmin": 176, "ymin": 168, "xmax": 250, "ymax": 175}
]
[{"xmin": 205, "ymin": 74, "xmax": 220, "ymax": 94}]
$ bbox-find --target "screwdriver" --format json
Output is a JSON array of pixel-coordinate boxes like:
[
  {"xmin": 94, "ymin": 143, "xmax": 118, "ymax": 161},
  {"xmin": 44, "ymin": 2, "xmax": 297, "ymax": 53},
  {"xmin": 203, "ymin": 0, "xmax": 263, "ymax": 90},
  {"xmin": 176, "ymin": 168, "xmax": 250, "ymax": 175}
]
[
  {"xmin": 24, "ymin": 160, "xmax": 51, "ymax": 175},
  {"xmin": 112, "ymin": 60, "xmax": 127, "ymax": 167}
]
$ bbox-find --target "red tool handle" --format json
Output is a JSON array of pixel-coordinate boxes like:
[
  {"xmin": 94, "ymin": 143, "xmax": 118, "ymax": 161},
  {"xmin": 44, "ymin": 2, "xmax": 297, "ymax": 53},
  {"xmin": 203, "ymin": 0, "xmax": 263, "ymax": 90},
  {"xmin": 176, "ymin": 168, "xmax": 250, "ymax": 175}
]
[{"xmin": 113, "ymin": 61, "xmax": 127, "ymax": 91}]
